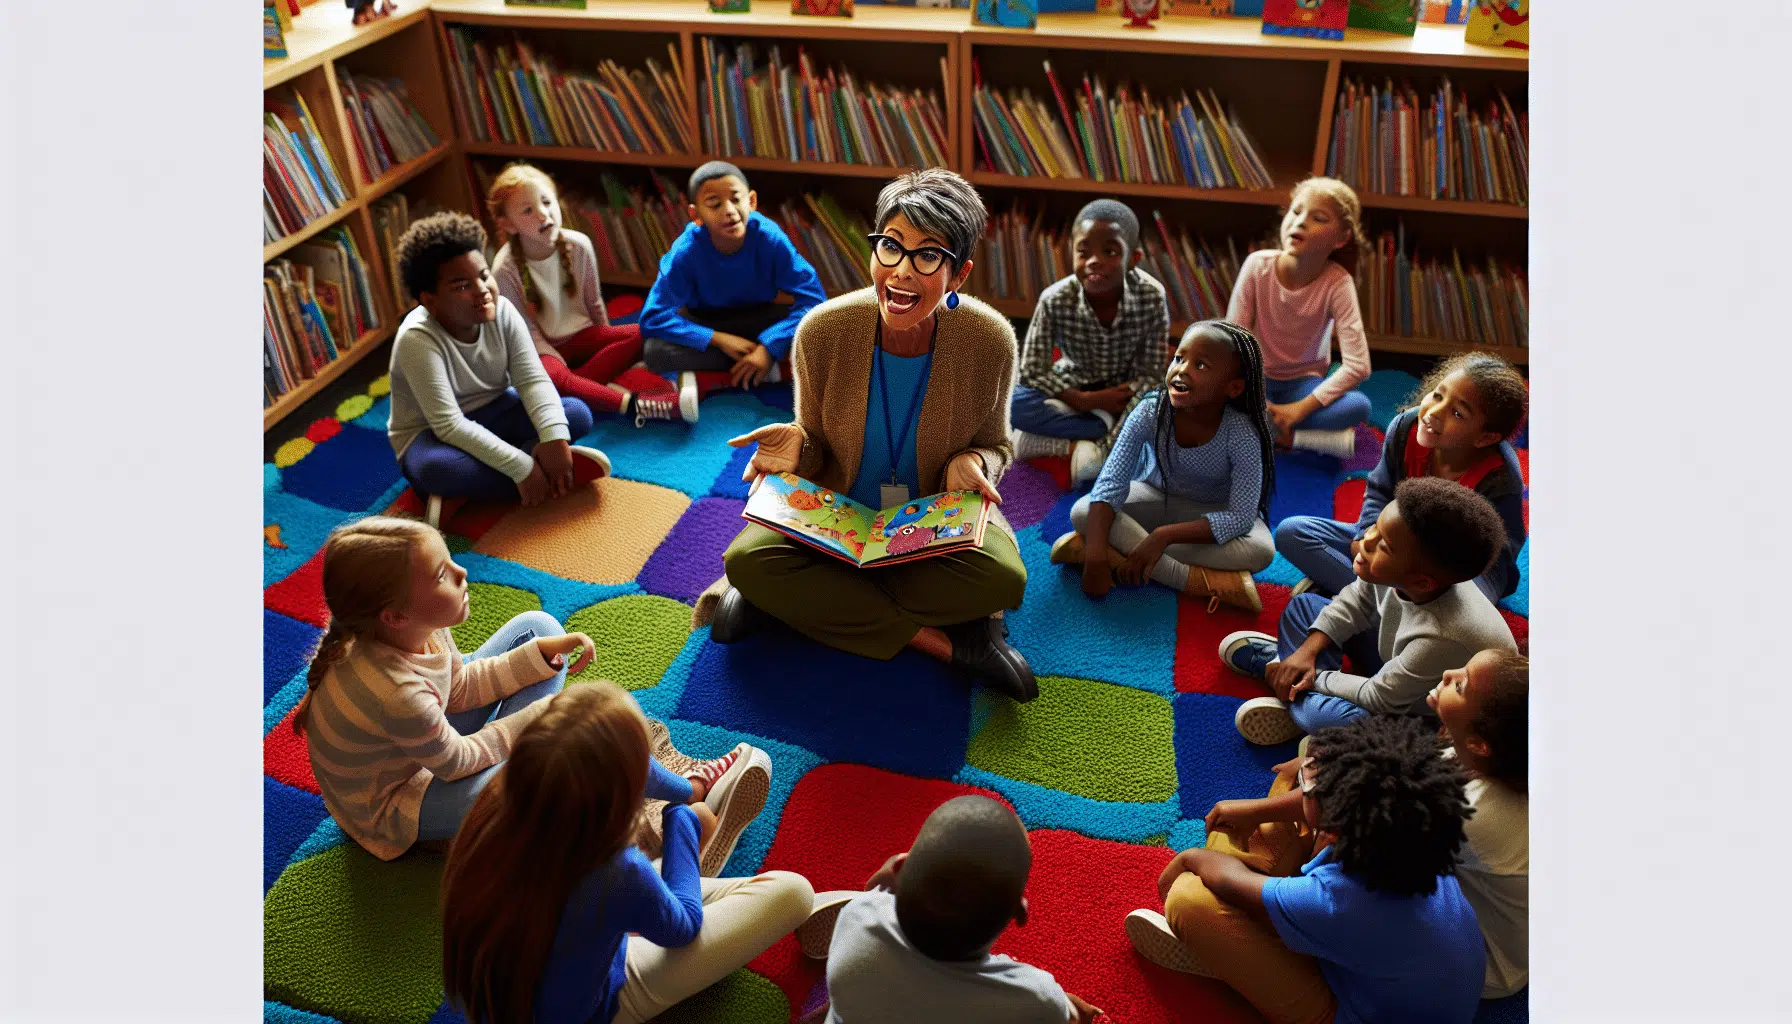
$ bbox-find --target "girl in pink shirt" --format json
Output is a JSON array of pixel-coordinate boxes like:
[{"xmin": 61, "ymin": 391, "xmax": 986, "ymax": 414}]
[{"xmin": 1226, "ymin": 177, "xmax": 1373, "ymax": 460}]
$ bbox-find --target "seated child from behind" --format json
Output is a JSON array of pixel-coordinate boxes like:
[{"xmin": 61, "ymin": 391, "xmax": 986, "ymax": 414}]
[
  {"xmin": 1221, "ymin": 476, "xmax": 1517, "ymax": 745},
  {"xmin": 823, "ymin": 795, "xmax": 1102, "ymax": 1024},
  {"xmin": 1429, "ymin": 648, "xmax": 1529, "ymax": 999},
  {"xmin": 639, "ymin": 161, "xmax": 827, "ymax": 410},
  {"xmin": 1010, "ymin": 199, "xmax": 1171, "ymax": 486}
]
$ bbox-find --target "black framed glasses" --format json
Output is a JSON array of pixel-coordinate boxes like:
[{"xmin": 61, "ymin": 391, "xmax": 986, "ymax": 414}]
[{"xmin": 866, "ymin": 234, "xmax": 956, "ymax": 276}]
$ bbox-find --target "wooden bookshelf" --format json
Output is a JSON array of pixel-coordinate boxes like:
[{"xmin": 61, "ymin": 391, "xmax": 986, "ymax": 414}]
[{"xmin": 262, "ymin": 0, "xmax": 1528, "ymax": 430}]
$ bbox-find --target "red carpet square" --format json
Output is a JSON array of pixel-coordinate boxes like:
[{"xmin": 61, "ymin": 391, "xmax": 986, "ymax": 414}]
[
  {"xmin": 1333, "ymin": 477, "xmax": 1367, "ymax": 524},
  {"xmin": 1172, "ymin": 584, "xmax": 1291, "ymax": 697},
  {"xmin": 265, "ymin": 705, "xmax": 318, "ymax": 794},
  {"xmin": 264, "ymin": 550, "xmax": 328, "ymax": 628}
]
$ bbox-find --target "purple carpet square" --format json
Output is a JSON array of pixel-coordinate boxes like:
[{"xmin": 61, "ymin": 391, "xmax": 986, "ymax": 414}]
[
  {"xmin": 711, "ymin": 444, "xmax": 757, "ymax": 500},
  {"xmin": 265, "ymin": 776, "xmax": 329, "ymax": 893},
  {"xmin": 1341, "ymin": 423, "xmax": 1385, "ymax": 475},
  {"xmin": 1173, "ymin": 693, "xmax": 1297, "ymax": 818},
  {"xmin": 676, "ymin": 632, "xmax": 971, "ymax": 780},
  {"xmin": 638, "ymin": 497, "xmax": 748, "ymax": 603},
  {"xmin": 279, "ymin": 425, "xmax": 403, "ymax": 512},
  {"xmin": 266, "ymin": 609, "xmax": 323, "ymax": 703},
  {"xmin": 749, "ymin": 380, "xmax": 795, "ymax": 411},
  {"xmin": 1267, "ymin": 451, "xmax": 1342, "ymax": 529},
  {"xmin": 997, "ymin": 458, "xmax": 1065, "ymax": 532}
]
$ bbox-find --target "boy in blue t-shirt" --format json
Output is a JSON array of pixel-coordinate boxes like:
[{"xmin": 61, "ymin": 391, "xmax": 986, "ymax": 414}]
[
  {"xmin": 639, "ymin": 161, "xmax": 828, "ymax": 417},
  {"xmin": 1124, "ymin": 716, "xmax": 1485, "ymax": 1024}
]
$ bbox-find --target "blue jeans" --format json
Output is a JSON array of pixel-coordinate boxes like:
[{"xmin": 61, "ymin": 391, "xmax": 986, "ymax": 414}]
[
  {"xmin": 413, "ymin": 611, "xmax": 694, "ymax": 840},
  {"xmin": 1010, "ymin": 385, "xmax": 1111, "ymax": 441},
  {"xmin": 1276, "ymin": 592, "xmax": 1383, "ymax": 736},
  {"xmin": 1264, "ymin": 376, "xmax": 1372, "ymax": 432},
  {"xmin": 398, "ymin": 389, "xmax": 594, "ymax": 503},
  {"xmin": 1275, "ymin": 515, "xmax": 1506, "ymax": 603}
]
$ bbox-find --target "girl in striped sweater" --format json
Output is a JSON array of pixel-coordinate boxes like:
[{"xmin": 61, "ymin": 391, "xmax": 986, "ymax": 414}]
[{"xmin": 294, "ymin": 516, "xmax": 770, "ymax": 870}]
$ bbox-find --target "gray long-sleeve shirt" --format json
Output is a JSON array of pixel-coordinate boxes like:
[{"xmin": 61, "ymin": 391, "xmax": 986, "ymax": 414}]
[
  {"xmin": 386, "ymin": 298, "xmax": 569, "ymax": 483},
  {"xmin": 1310, "ymin": 579, "xmax": 1517, "ymax": 714}
]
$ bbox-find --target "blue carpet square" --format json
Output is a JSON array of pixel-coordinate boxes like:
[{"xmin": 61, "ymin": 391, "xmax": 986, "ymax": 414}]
[
  {"xmin": 710, "ymin": 444, "xmax": 757, "ymax": 500},
  {"xmin": 1035, "ymin": 488, "xmax": 1083, "ymax": 546},
  {"xmin": 350, "ymin": 396, "xmax": 390, "ymax": 432},
  {"xmin": 266, "ymin": 610, "xmax": 323, "ymax": 703},
  {"xmin": 1173, "ymin": 693, "xmax": 1298, "ymax": 818},
  {"xmin": 279, "ymin": 425, "xmax": 402, "ymax": 512},
  {"xmin": 573, "ymin": 392, "xmax": 783, "ymax": 498},
  {"xmin": 1006, "ymin": 532, "xmax": 1178, "ymax": 696},
  {"xmin": 426, "ymin": 1003, "xmax": 469, "ymax": 1024},
  {"xmin": 1358, "ymin": 369, "xmax": 1422, "ymax": 432},
  {"xmin": 1476, "ymin": 989, "xmax": 1528, "ymax": 1024},
  {"xmin": 1267, "ymin": 450, "xmax": 1342, "ymax": 529},
  {"xmin": 675, "ymin": 633, "xmax": 971, "ymax": 780},
  {"xmin": 267, "ymin": 1001, "xmax": 343, "ymax": 1024},
  {"xmin": 265, "ymin": 491, "xmax": 360, "ymax": 585},
  {"xmin": 265, "ymin": 777, "xmax": 329, "ymax": 893}
]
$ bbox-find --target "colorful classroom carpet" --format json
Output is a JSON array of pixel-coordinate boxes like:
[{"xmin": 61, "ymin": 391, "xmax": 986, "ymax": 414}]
[{"xmin": 263, "ymin": 357, "xmax": 1530, "ymax": 1024}]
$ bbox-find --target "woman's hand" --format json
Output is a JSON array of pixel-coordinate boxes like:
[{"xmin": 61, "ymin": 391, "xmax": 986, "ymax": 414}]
[
  {"xmin": 729, "ymin": 424, "xmax": 805, "ymax": 487},
  {"xmin": 943, "ymin": 451, "xmax": 1001, "ymax": 505},
  {"xmin": 537, "ymin": 632, "xmax": 596, "ymax": 675}
]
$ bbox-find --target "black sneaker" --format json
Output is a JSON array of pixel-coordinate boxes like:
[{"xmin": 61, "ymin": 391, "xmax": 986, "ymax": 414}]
[
  {"xmin": 947, "ymin": 617, "xmax": 1037, "ymax": 702},
  {"xmin": 710, "ymin": 585, "xmax": 771, "ymax": 645}
]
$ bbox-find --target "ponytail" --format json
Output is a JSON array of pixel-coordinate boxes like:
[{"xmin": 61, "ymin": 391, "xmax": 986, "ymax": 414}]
[
  {"xmin": 556, "ymin": 233, "xmax": 577, "ymax": 298},
  {"xmin": 510, "ymin": 238, "xmax": 540, "ymax": 319}
]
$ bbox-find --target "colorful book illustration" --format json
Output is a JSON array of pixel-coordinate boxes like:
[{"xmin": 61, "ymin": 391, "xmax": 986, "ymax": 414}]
[
  {"xmin": 791, "ymin": 0, "xmax": 854, "ymax": 17},
  {"xmin": 976, "ymin": 0, "xmax": 1039, "ymax": 28},
  {"xmin": 1261, "ymin": 0, "xmax": 1348, "ymax": 39},
  {"xmin": 1163, "ymin": 0, "xmax": 1229, "ymax": 16},
  {"xmin": 711, "ymin": 0, "xmax": 751, "ymax": 11},
  {"xmin": 1421, "ymin": 0, "xmax": 1468, "ymax": 23},
  {"xmin": 264, "ymin": 2, "xmax": 288, "ymax": 58},
  {"xmin": 743, "ymin": 475, "xmax": 993, "ymax": 568},
  {"xmin": 1348, "ymin": 0, "xmax": 1418, "ymax": 35},
  {"xmin": 1464, "ymin": 0, "xmax": 1527, "ymax": 49}
]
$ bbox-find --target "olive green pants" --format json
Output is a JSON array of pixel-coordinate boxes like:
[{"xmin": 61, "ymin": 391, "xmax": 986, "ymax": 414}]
[{"xmin": 721, "ymin": 523, "xmax": 1028, "ymax": 660}]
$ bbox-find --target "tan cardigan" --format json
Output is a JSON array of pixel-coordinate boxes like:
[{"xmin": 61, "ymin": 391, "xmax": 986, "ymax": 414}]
[{"xmin": 697, "ymin": 287, "xmax": 1020, "ymax": 623}]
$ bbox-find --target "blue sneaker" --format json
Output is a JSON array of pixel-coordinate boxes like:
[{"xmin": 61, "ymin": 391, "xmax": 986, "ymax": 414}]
[{"xmin": 1218, "ymin": 630, "xmax": 1278, "ymax": 680}]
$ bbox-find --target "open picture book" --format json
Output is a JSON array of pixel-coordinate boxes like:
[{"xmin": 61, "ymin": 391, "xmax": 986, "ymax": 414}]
[{"xmin": 742, "ymin": 473, "xmax": 993, "ymax": 568}]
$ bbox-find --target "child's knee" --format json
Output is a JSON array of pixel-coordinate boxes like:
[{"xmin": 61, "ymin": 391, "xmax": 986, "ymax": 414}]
[
  {"xmin": 562, "ymin": 397, "xmax": 594, "ymax": 437},
  {"xmin": 1274, "ymin": 516, "xmax": 1316, "ymax": 553},
  {"xmin": 1164, "ymin": 871, "xmax": 1228, "ymax": 936},
  {"xmin": 512, "ymin": 609, "xmax": 564, "ymax": 638},
  {"xmin": 758, "ymin": 870, "xmax": 817, "ymax": 925},
  {"xmin": 1068, "ymin": 494, "xmax": 1093, "ymax": 529}
]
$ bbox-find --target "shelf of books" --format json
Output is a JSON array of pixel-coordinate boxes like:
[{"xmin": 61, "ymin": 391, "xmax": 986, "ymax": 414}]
[{"xmin": 259, "ymin": 0, "xmax": 1527, "ymax": 431}]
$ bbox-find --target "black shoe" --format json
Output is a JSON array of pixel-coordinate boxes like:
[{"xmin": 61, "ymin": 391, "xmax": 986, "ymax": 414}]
[
  {"xmin": 711, "ymin": 585, "xmax": 770, "ymax": 645},
  {"xmin": 947, "ymin": 617, "xmax": 1037, "ymax": 702}
]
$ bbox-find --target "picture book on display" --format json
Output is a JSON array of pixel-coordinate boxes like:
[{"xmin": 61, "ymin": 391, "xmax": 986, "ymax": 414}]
[
  {"xmin": 1348, "ymin": 0, "xmax": 1419, "ymax": 36},
  {"xmin": 743, "ymin": 475, "xmax": 993, "ymax": 568},
  {"xmin": 1464, "ymin": 0, "xmax": 1527, "ymax": 50},
  {"xmin": 1261, "ymin": 0, "xmax": 1347, "ymax": 39}
]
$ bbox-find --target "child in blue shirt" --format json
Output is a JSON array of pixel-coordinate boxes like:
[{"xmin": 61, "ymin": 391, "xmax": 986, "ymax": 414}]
[
  {"xmin": 640, "ymin": 161, "xmax": 828, "ymax": 415},
  {"xmin": 1125, "ymin": 716, "xmax": 1485, "ymax": 1024}
]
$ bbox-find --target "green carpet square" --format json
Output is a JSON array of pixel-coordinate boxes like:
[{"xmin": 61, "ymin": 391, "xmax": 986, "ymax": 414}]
[
  {"xmin": 566, "ymin": 594, "xmax": 692, "ymax": 691},
  {"xmin": 967, "ymin": 675, "xmax": 1177, "ymax": 803},
  {"xmin": 450, "ymin": 582, "xmax": 543, "ymax": 653}
]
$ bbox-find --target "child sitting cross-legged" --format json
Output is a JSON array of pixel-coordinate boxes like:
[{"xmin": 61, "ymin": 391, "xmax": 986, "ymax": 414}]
[
  {"xmin": 295, "ymin": 516, "xmax": 772, "ymax": 871},
  {"xmin": 802, "ymin": 795, "xmax": 1105, "ymax": 1024},
  {"xmin": 486, "ymin": 163, "xmax": 691, "ymax": 426},
  {"xmin": 639, "ymin": 161, "xmax": 828, "ymax": 414},
  {"xmin": 1221, "ymin": 476, "xmax": 1517, "ymax": 745},
  {"xmin": 1009, "ymin": 199, "xmax": 1172, "ymax": 486},
  {"xmin": 1049, "ymin": 320, "xmax": 1277, "ymax": 613},
  {"xmin": 442, "ymin": 683, "xmax": 818, "ymax": 1024},
  {"xmin": 1124, "ymin": 716, "xmax": 1486, "ymax": 1024},
  {"xmin": 1430, "ymin": 648, "xmax": 1529, "ymax": 999},
  {"xmin": 387, "ymin": 212, "xmax": 612, "ymax": 515}
]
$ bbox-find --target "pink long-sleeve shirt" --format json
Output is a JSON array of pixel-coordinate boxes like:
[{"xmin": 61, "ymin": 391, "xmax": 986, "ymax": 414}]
[{"xmin": 1226, "ymin": 249, "xmax": 1371, "ymax": 407}]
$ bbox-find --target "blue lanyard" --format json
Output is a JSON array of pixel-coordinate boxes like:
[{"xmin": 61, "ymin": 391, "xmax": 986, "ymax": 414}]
[{"xmin": 873, "ymin": 329, "xmax": 934, "ymax": 485}]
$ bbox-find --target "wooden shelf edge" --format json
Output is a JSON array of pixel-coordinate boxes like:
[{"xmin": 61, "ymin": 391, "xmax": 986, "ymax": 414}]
[
  {"xmin": 601, "ymin": 270, "xmax": 657, "ymax": 288},
  {"xmin": 463, "ymin": 142, "xmax": 936, "ymax": 183},
  {"xmin": 1358, "ymin": 192, "xmax": 1528, "ymax": 220},
  {"xmin": 357, "ymin": 144, "xmax": 456, "ymax": 204},
  {"xmin": 969, "ymin": 170, "xmax": 1287, "ymax": 207},
  {"xmin": 264, "ymin": 5, "xmax": 433, "ymax": 90},
  {"xmin": 263, "ymin": 324, "xmax": 397, "ymax": 432},
  {"xmin": 265, "ymin": 202, "xmax": 361, "ymax": 263}
]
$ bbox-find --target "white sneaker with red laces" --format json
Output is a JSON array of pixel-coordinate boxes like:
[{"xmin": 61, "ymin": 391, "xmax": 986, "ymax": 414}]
[
  {"xmin": 688, "ymin": 743, "xmax": 772, "ymax": 876},
  {"xmin": 633, "ymin": 394, "xmax": 684, "ymax": 427}
]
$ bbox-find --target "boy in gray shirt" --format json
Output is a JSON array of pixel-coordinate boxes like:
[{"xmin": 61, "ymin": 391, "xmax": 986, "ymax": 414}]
[
  {"xmin": 810, "ymin": 796, "xmax": 1101, "ymax": 1024},
  {"xmin": 1218, "ymin": 477, "xmax": 1517, "ymax": 745}
]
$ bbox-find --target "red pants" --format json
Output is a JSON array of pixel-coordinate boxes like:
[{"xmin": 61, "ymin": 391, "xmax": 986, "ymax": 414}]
[{"xmin": 539, "ymin": 323, "xmax": 674, "ymax": 414}]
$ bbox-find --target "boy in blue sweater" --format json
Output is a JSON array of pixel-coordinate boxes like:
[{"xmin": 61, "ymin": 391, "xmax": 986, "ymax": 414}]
[{"xmin": 640, "ymin": 161, "xmax": 828, "ymax": 416}]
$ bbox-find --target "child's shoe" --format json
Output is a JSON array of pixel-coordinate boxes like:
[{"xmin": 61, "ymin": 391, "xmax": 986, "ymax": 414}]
[
  {"xmin": 1070, "ymin": 440, "xmax": 1105, "ymax": 486},
  {"xmin": 678, "ymin": 372, "xmax": 701, "ymax": 423},
  {"xmin": 570, "ymin": 445, "xmax": 611, "ymax": 487},
  {"xmin": 1048, "ymin": 531, "xmax": 1085, "ymax": 565},
  {"xmin": 1218, "ymin": 630, "xmax": 1278, "ymax": 679},
  {"xmin": 632, "ymin": 394, "xmax": 686, "ymax": 427},
  {"xmin": 1290, "ymin": 428, "xmax": 1355, "ymax": 460},
  {"xmin": 1297, "ymin": 734, "xmax": 1311, "ymax": 760},
  {"xmin": 1234, "ymin": 696, "xmax": 1302, "ymax": 746},
  {"xmin": 1009, "ymin": 429, "xmax": 1071, "ymax": 461},
  {"xmin": 1185, "ymin": 567, "xmax": 1262, "ymax": 613},
  {"xmin": 798, "ymin": 890, "xmax": 863, "ymax": 959},
  {"xmin": 1124, "ymin": 909, "xmax": 1212, "ymax": 976},
  {"xmin": 692, "ymin": 742, "xmax": 772, "ymax": 876},
  {"xmin": 1291, "ymin": 577, "xmax": 1315, "ymax": 597}
]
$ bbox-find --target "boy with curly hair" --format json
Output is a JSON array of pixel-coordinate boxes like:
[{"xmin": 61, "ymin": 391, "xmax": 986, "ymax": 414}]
[
  {"xmin": 387, "ymin": 212, "xmax": 610, "ymax": 512},
  {"xmin": 1125, "ymin": 716, "xmax": 1486, "ymax": 1024}
]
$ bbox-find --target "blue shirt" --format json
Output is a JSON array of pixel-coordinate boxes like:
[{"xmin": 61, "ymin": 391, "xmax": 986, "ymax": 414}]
[
  {"xmin": 638, "ymin": 211, "xmax": 828, "ymax": 359},
  {"xmin": 849, "ymin": 349, "xmax": 931, "ymax": 510},
  {"xmin": 1088, "ymin": 397, "xmax": 1266, "ymax": 545},
  {"xmin": 534, "ymin": 806, "xmax": 704, "ymax": 1024},
  {"xmin": 1262, "ymin": 846, "xmax": 1485, "ymax": 1024}
]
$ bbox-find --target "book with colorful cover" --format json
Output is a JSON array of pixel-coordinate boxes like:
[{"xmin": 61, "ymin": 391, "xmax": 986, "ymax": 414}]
[
  {"xmin": 505, "ymin": 0, "xmax": 587, "ymax": 7},
  {"xmin": 792, "ymin": 0, "xmax": 854, "ymax": 16},
  {"xmin": 975, "ymin": 0, "xmax": 1038, "ymax": 28},
  {"xmin": 743, "ymin": 475, "xmax": 993, "ymax": 568},
  {"xmin": 1464, "ymin": 0, "xmax": 1527, "ymax": 49},
  {"xmin": 1421, "ymin": 0, "xmax": 1468, "ymax": 22},
  {"xmin": 264, "ymin": 3, "xmax": 288, "ymax": 58},
  {"xmin": 1348, "ymin": 0, "xmax": 1418, "ymax": 35},
  {"xmin": 1261, "ymin": 0, "xmax": 1347, "ymax": 39}
]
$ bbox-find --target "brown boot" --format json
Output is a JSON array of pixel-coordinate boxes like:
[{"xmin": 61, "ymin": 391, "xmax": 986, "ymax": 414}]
[
  {"xmin": 1048, "ymin": 531, "xmax": 1085, "ymax": 565},
  {"xmin": 1184, "ymin": 566, "xmax": 1262, "ymax": 613}
]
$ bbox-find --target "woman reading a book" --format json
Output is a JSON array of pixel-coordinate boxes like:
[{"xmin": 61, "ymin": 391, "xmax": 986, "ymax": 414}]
[{"xmin": 702, "ymin": 169, "xmax": 1038, "ymax": 703}]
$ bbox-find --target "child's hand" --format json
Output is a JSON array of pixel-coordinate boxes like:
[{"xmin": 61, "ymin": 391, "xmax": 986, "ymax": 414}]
[
  {"xmin": 1204, "ymin": 800, "xmax": 1262, "ymax": 846},
  {"xmin": 711, "ymin": 331, "xmax": 758, "ymax": 360},
  {"xmin": 1090, "ymin": 386, "xmax": 1133, "ymax": 416},
  {"xmin": 538, "ymin": 632, "xmax": 596, "ymax": 675},
  {"xmin": 1266, "ymin": 656, "xmax": 1316, "ymax": 703},
  {"xmin": 691, "ymin": 802, "xmax": 718, "ymax": 852},
  {"xmin": 729, "ymin": 423, "xmax": 804, "ymax": 484},
  {"xmin": 517, "ymin": 463, "xmax": 553, "ymax": 507},
  {"xmin": 1067, "ymin": 991, "xmax": 1106, "ymax": 1023},
  {"xmin": 865, "ymin": 850, "xmax": 909, "ymax": 891},
  {"xmin": 1116, "ymin": 532, "xmax": 1168, "ymax": 586},
  {"xmin": 1081, "ymin": 556, "xmax": 1113, "ymax": 599},
  {"xmin": 1266, "ymin": 402, "xmax": 1299, "ymax": 445},
  {"xmin": 1157, "ymin": 848, "xmax": 1203, "ymax": 903},
  {"xmin": 535, "ymin": 439, "xmax": 576, "ymax": 497},
  {"xmin": 730, "ymin": 345, "xmax": 775, "ymax": 388}
]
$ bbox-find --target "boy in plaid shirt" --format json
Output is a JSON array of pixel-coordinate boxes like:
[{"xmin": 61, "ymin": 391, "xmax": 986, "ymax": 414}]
[{"xmin": 1010, "ymin": 199, "xmax": 1173, "ymax": 485}]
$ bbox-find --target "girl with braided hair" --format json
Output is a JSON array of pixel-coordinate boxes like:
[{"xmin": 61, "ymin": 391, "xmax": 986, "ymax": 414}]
[
  {"xmin": 487, "ymin": 164, "xmax": 691, "ymax": 426},
  {"xmin": 1052, "ymin": 320, "xmax": 1277, "ymax": 612}
]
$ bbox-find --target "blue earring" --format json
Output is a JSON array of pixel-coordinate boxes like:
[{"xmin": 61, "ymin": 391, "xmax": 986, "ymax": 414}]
[{"xmin": 945, "ymin": 290, "xmax": 959, "ymax": 310}]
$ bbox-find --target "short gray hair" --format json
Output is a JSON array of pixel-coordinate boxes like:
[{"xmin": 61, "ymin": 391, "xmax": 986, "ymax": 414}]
[{"xmin": 873, "ymin": 169, "xmax": 987, "ymax": 271}]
